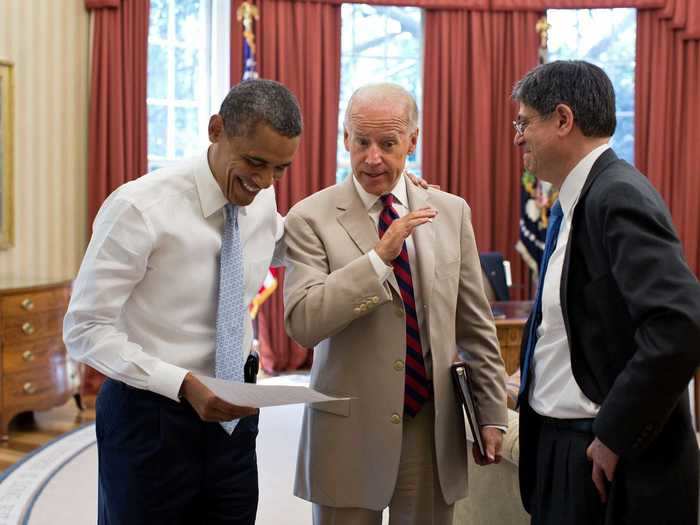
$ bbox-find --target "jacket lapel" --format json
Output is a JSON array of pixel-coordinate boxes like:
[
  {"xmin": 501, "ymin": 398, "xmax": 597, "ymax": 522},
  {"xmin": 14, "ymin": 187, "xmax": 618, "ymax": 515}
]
[
  {"xmin": 335, "ymin": 175, "xmax": 400, "ymax": 295},
  {"xmin": 560, "ymin": 148, "xmax": 618, "ymax": 321},
  {"xmin": 405, "ymin": 176, "xmax": 435, "ymax": 312}
]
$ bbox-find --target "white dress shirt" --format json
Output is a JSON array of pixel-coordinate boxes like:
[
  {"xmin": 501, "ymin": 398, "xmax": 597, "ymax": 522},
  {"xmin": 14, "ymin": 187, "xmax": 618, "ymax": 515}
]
[
  {"xmin": 64, "ymin": 151, "xmax": 284, "ymax": 402},
  {"xmin": 529, "ymin": 143, "xmax": 610, "ymax": 419}
]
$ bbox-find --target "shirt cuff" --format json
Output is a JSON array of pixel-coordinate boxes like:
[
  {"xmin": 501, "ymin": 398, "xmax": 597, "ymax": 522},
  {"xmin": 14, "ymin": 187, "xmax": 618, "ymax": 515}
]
[
  {"xmin": 149, "ymin": 360, "xmax": 190, "ymax": 402},
  {"xmin": 483, "ymin": 424, "xmax": 508, "ymax": 433},
  {"xmin": 368, "ymin": 249, "xmax": 393, "ymax": 282}
]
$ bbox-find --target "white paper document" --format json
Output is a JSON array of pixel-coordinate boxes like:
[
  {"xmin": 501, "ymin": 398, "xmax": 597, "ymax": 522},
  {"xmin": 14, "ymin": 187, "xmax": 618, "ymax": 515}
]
[{"xmin": 196, "ymin": 375, "xmax": 351, "ymax": 408}]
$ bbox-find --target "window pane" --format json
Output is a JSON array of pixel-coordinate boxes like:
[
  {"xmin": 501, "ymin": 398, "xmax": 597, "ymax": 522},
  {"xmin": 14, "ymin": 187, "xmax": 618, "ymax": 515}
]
[
  {"xmin": 175, "ymin": 48, "xmax": 200, "ymax": 101},
  {"xmin": 338, "ymin": 4, "xmax": 424, "ymax": 182},
  {"xmin": 148, "ymin": 44, "xmax": 168, "ymax": 100},
  {"xmin": 612, "ymin": 115, "xmax": 634, "ymax": 165},
  {"xmin": 547, "ymin": 8, "xmax": 636, "ymax": 164},
  {"xmin": 175, "ymin": 0, "xmax": 201, "ymax": 43},
  {"xmin": 149, "ymin": 0, "xmax": 169, "ymax": 41},
  {"xmin": 148, "ymin": 0, "xmax": 211, "ymax": 167},
  {"xmin": 148, "ymin": 105, "xmax": 168, "ymax": 157},
  {"xmin": 174, "ymin": 107, "xmax": 200, "ymax": 158}
]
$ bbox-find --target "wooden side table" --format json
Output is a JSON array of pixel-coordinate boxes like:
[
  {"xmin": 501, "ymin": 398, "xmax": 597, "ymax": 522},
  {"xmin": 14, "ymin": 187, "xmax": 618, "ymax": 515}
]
[
  {"xmin": 492, "ymin": 300, "xmax": 532, "ymax": 376},
  {"xmin": 0, "ymin": 278, "xmax": 76, "ymax": 440}
]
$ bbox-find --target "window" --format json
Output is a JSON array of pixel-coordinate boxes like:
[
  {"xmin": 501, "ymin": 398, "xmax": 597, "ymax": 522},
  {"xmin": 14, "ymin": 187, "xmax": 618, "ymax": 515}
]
[
  {"xmin": 337, "ymin": 4, "xmax": 424, "ymax": 182},
  {"xmin": 547, "ymin": 9, "xmax": 636, "ymax": 164},
  {"xmin": 147, "ymin": 0, "xmax": 230, "ymax": 171}
]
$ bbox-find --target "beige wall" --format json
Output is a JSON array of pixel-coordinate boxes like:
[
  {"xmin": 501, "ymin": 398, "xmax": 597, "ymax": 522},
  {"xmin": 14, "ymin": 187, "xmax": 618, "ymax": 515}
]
[{"xmin": 0, "ymin": 0, "xmax": 89, "ymax": 284}]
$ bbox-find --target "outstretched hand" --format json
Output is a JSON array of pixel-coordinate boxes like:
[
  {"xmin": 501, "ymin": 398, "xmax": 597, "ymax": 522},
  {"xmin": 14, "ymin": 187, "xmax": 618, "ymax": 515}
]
[{"xmin": 375, "ymin": 208, "xmax": 438, "ymax": 263}]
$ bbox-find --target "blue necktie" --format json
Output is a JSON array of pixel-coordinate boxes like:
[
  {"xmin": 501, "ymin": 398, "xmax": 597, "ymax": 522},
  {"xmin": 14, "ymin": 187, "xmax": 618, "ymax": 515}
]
[
  {"xmin": 518, "ymin": 201, "xmax": 564, "ymax": 404},
  {"xmin": 216, "ymin": 203, "xmax": 246, "ymax": 434}
]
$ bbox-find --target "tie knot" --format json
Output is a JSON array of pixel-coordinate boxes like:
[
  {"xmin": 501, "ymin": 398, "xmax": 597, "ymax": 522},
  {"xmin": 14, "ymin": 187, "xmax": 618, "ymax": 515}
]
[
  {"xmin": 380, "ymin": 194, "xmax": 395, "ymax": 208},
  {"xmin": 225, "ymin": 203, "xmax": 238, "ymax": 225}
]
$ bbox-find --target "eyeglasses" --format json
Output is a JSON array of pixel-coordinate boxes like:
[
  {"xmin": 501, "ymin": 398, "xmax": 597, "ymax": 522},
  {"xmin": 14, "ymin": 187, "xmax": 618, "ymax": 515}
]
[{"xmin": 512, "ymin": 114, "xmax": 548, "ymax": 136}]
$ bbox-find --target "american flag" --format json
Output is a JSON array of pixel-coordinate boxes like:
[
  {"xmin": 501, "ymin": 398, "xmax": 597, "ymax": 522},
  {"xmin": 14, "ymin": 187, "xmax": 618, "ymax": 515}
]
[{"xmin": 242, "ymin": 36, "xmax": 258, "ymax": 80}]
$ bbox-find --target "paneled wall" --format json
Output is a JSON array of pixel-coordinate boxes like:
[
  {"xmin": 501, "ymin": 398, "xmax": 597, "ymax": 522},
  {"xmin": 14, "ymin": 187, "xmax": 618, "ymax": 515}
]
[{"xmin": 0, "ymin": 0, "xmax": 89, "ymax": 282}]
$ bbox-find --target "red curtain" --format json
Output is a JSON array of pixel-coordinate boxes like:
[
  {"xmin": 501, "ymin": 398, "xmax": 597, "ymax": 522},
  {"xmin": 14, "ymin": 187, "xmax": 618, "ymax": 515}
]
[
  {"xmin": 303, "ymin": 0, "xmax": 665, "ymax": 9},
  {"xmin": 489, "ymin": 0, "xmax": 663, "ymax": 9},
  {"xmin": 230, "ymin": 0, "xmax": 246, "ymax": 86},
  {"xmin": 423, "ymin": 9, "xmax": 541, "ymax": 300},
  {"xmin": 235, "ymin": 0, "xmax": 341, "ymax": 372},
  {"xmin": 82, "ymin": 0, "xmax": 150, "ymax": 400},
  {"xmin": 636, "ymin": 8, "xmax": 700, "ymax": 277},
  {"xmin": 86, "ymin": 0, "xmax": 149, "ymax": 228}
]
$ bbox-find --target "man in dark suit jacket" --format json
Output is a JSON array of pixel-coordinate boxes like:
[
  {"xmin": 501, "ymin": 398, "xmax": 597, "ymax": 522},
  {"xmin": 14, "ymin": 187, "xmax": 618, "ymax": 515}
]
[{"xmin": 513, "ymin": 60, "xmax": 700, "ymax": 525}]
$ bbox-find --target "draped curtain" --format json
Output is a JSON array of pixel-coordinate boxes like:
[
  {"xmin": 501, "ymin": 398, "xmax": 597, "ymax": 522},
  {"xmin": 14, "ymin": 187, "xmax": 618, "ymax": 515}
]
[
  {"xmin": 231, "ymin": 0, "xmax": 342, "ymax": 372},
  {"xmin": 636, "ymin": 2, "xmax": 700, "ymax": 277},
  {"xmin": 82, "ymin": 0, "xmax": 150, "ymax": 400},
  {"xmin": 230, "ymin": 0, "xmax": 698, "ymax": 371},
  {"xmin": 423, "ymin": 9, "xmax": 541, "ymax": 300}
]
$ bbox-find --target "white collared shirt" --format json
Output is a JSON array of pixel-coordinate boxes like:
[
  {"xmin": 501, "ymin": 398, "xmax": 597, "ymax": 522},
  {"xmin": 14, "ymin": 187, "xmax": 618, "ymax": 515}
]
[
  {"xmin": 63, "ymin": 151, "xmax": 284, "ymax": 402},
  {"xmin": 529, "ymin": 143, "xmax": 610, "ymax": 418},
  {"xmin": 351, "ymin": 174, "xmax": 431, "ymax": 376}
]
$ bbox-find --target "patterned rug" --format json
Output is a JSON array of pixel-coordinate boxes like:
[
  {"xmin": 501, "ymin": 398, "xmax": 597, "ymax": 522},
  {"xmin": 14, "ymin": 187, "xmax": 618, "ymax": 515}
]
[{"xmin": 0, "ymin": 375, "xmax": 316, "ymax": 525}]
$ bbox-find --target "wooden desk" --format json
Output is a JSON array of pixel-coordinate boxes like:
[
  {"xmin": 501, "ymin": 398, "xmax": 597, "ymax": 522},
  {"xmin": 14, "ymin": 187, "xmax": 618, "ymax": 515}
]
[
  {"xmin": 492, "ymin": 301, "xmax": 531, "ymax": 376},
  {"xmin": 0, "ymin": 278, "xmax": 76, "ymax": 440}
]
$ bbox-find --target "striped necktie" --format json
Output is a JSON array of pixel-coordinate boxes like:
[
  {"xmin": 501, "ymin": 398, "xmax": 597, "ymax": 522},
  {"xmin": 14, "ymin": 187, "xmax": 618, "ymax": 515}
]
[
  {"xmin": 378, "ymin": 194, "xmax": 431, "ymax": 417},
  {"xmin": 518, "ymin": 201, "xmax": 564, "ymax": 404},
  {"xmin": 216, "ymin": 203, "xmax": 246, "ymax": 434}
]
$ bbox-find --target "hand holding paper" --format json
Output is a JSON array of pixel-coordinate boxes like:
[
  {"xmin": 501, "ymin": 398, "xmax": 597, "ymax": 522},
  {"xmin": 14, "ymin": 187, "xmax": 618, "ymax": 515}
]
[{"xmin": 196, "ymin": 375, "xmax": 351, "ymax": 408}]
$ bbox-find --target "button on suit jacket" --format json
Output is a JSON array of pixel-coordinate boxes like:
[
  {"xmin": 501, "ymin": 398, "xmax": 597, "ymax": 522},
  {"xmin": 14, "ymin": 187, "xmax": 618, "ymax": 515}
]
[{"xmin": 283, "ymin": 174, "xmax": 508, "ymax": 509}]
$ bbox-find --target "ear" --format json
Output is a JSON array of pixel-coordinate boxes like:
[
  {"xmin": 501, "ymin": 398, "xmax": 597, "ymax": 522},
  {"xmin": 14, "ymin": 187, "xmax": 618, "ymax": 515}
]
[
  {"xmin": 343, "ymin": 127, "xmax": 351, "ymax": 152},
  {"xmin": 208, "ymin": 114, "xmax": 224, "ymax": 143},
  {"xmin": 555, "ymin": 104, "xmax": 575, "ymax": 137},
  {"xmin": 408, "ymin": 127, "xmax": 419, "ymax": 154}
]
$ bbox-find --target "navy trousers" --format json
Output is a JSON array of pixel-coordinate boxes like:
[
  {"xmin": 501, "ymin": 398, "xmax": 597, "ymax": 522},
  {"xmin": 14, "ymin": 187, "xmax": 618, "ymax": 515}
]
[{"xmin": 96, "ymin": 379, "xmax": 259, "ymax": 525}]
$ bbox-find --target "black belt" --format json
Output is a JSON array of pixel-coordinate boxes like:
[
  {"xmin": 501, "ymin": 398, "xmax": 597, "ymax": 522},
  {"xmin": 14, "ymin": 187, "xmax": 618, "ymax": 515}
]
[{"xmin": 538, "ymin": 414, "xmax": 594, "ymax": 433}]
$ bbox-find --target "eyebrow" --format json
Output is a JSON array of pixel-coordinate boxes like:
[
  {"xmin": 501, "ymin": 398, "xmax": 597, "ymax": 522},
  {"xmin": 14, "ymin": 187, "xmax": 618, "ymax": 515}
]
[{"xmin": 246, "ymin": 155, "xmax": 292, "ymax": 169}]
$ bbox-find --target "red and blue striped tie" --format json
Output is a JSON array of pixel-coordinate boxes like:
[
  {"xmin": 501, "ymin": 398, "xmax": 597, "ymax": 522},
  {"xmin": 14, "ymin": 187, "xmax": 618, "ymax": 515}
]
[{"xmin": 378, "ymin": 194, "xmax": 431, "ymax": 417}]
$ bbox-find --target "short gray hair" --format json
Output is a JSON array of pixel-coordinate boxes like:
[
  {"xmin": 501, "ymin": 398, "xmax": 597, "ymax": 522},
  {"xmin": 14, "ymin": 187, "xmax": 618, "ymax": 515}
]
[
  {"xmin": 219, "ymin": 79, "xmax": 303, "ymax": 138},
  {"xmin": 344, "ymin": 83, "xmax": 418, "ymax": 132}
]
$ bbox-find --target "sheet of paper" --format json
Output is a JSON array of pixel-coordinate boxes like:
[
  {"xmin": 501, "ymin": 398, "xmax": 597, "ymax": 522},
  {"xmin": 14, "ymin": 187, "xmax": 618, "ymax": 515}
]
[{"xmin": 196, "ymin": 375, "xmax": 351, "ymax": 408}]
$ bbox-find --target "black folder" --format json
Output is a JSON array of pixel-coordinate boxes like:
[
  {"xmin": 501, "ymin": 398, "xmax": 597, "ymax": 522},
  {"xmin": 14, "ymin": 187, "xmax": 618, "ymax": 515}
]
[{"xmin": 450, "ymin": 362, "xmax": 485, "ymax": 457}]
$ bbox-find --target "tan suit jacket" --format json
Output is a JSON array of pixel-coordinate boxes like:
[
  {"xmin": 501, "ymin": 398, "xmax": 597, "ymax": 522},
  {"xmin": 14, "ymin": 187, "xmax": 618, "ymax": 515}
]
[{"xmin": 283, "ymin": 174, "xmax": 507, "ymax": 510}]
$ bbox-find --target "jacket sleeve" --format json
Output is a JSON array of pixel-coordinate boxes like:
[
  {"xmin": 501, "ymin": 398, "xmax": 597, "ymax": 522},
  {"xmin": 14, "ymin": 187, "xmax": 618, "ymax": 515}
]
[
  {"xmin": 283, "ymin": 210, "xmax": 393, "ymax": 349},
  {"xmin": 592, "ymin": 180, "xmax": 700, "ymax": 455},
  {"xmin": 454, "ymin": 201, "xmax": 508, "ymax": 427}
]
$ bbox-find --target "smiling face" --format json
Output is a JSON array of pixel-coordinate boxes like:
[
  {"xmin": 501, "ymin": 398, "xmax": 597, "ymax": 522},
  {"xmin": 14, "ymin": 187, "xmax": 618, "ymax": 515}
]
[
  {"xmin": 207, "ymin": 116, "xmax": 300, "ymax": 206},
  {"xmin": 344, "ymin": 97, "xmax": 418, "ymax": 196},
  {"xmin": 513, "ymin": 103, "xmax": 559, "ymax": 179}
]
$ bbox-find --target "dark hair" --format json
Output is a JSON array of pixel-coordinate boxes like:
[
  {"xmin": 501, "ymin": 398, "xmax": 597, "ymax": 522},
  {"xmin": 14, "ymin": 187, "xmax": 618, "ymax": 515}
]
[
  {"xmin": 512, "ymin": 60, "xmax": 616, "ymax": 138},
  {"xmin": 219, "ymin": 79, "xmax": 303, "ymax": 138}
]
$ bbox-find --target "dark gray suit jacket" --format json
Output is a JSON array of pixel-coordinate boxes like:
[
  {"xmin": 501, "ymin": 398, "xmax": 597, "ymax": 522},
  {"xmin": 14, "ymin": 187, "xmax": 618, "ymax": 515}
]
[{"xmin": 519, "ymin": 148, "xmax": 700, "ymax": 523}]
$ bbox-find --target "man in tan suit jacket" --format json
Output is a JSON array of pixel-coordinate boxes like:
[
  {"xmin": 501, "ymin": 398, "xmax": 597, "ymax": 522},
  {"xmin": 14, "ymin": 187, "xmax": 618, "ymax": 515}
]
[{"xmin": 283, "ymin": 84, "xmax": 508, "ymax": 525}]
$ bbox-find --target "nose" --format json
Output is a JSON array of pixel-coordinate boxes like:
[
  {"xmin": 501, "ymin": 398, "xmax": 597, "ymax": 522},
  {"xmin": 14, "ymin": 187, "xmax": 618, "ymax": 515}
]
[
  {"xmin": 253, "ymin": 167, "xmax": 274, "ymax": 189},
  {"xmin": 365, "ymin": 144, "xmax": 382, "ymax": 166},
  {"xmin": 514, "ymin": 132, "xmax": 525, "ymax": 147}
]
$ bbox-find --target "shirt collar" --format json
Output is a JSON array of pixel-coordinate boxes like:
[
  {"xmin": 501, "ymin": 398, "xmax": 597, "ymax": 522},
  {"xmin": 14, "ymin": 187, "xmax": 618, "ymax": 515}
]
[
  {"xmin": 194, "ymin": 148, "xmax": 248, "ymax": 218},
  {"xmin": 351, "ymin": 172, "xmax": 409, "ymax": 212},
  {"xmin": 558, "ymin": 143, "xmax": 609, "ymax": 218}
]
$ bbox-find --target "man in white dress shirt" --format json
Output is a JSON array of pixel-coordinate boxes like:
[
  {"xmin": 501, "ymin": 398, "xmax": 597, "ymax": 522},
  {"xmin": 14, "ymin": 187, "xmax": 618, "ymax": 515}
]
[
  {"xmin": 63, "ymin": 80, "xmax": 302, "ymax": 525},
  {"xmin": 514, "ymin": 61, "xmax": 700, "ymax": 525}
]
